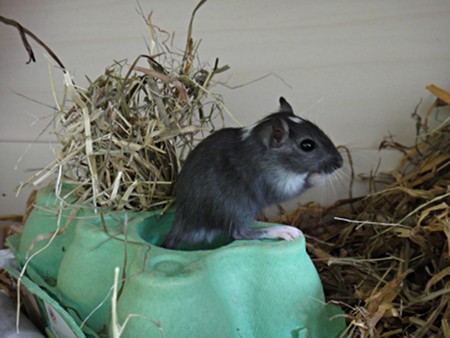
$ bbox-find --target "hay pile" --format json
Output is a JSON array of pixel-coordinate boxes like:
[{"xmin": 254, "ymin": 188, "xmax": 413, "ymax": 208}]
[
  {"xmin": 273, "ymin": 84, "xmax": 450, "ymax": 337},
  {"xmin": 21, "ymin": 2, "xmax": 229, "ymax": 211}
]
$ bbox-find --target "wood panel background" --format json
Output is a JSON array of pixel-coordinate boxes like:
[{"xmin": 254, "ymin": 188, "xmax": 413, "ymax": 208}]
[{"xmin": 1, "ymin": 0, "xmax": 449, "ymax": 215}]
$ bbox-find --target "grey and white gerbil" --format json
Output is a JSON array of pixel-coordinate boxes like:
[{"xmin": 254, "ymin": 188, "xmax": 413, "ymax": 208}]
[{"xmin": 162, "ymin": 97, "xmax": 343, "ymax": 249}]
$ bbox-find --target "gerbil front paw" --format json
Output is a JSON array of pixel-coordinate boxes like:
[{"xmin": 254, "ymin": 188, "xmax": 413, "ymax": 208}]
[{"xmin": 265, "ymin": 225, "xmax": 303, "ymax": 241}]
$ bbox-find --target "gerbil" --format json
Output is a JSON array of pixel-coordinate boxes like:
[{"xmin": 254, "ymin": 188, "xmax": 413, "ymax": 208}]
[{"xmin": 162, "ymin": 97, "xmax": 343, "ymax": 249}]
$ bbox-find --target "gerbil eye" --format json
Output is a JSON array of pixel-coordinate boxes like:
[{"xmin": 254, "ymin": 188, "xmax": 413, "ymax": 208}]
[{"xmin": 299, "ymin": 139, "xmax": 316, "ymax": 152}]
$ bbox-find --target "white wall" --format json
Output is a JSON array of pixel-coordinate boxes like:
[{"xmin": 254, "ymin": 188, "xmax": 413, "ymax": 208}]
[{"xmin": 1, "ymin": 0, "xmax": 449, "ymax": 215}]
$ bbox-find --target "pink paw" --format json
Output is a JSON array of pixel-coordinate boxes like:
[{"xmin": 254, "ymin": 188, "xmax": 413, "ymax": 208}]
[{"xmin": 265, "ymin": 225, "xmax": 303, "ymax": 241}]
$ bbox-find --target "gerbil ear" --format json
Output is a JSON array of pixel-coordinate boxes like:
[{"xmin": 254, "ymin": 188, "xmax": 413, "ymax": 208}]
[
  {"xmin": 270, "ymin": 118, "xmax": 289, "ymax": 148},
  {"xmin": 279, "ymin": 97, "xmax": 294, "ymax": 114}
]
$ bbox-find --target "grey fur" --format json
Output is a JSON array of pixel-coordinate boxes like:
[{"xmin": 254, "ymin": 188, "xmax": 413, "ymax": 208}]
[{"xmin": 162, "ymin": 97, "xmax": 343, "ymax": 249}]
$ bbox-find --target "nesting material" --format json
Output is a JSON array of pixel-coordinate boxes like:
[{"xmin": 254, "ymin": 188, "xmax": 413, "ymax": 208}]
[
  {"xmin": 272, "ymin": 84, "xmax": 450, "ymax": 337},
  {"xmin": 22, "ymin": 6, "xmax": 229, "ymax": 211}
]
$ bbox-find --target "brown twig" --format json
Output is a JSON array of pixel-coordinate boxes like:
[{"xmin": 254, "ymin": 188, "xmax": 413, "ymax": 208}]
[{"xmin": 0, "ymin": 15, "xmax": 65, "ymax": 70}]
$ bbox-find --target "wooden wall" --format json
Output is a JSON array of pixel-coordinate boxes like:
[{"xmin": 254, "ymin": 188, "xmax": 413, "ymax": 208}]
[{"xmin": 1, "ymin": 0, "xmax": 449, "ymax": 215}]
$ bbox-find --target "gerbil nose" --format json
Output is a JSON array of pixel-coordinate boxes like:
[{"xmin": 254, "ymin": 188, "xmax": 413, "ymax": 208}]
[
  {"xmin": 335, "ymin": 152, "xmax": 343, "ymax": 169},
  {"xmin": 326, "ymin": 151, "xmax": 343, "ymax": 173}
]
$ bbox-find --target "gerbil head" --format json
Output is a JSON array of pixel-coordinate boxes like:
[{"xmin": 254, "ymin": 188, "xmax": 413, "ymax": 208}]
[{"xmin": 257, "ymin": 98, "xmax": 343, "ymax": 182}]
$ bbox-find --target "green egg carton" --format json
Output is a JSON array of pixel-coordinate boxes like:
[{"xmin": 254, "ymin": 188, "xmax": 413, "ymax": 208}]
[{"xmin": 7, "ymin": 185, "xmax": 346, "ymax": 337}]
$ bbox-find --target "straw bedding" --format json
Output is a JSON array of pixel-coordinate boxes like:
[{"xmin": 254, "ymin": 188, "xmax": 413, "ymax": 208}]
[{"xmin": 271, "ymin": 85, "xmax": 450, "ymax": 337}]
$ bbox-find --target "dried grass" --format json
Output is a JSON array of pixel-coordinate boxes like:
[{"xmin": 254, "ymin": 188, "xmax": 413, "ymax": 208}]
[
  {"xmin": 21, "ymin": 2, "xmax": 229, "ymax": 212},
  {"xmin": 271, "ymin": 84, "xmax": 450, "ymax": 337}
]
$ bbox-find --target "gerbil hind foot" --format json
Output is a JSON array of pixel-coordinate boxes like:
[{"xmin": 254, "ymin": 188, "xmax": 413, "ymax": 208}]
[{"xmin": 232, "ymin": 225, "xmax": 303, "ymax": 241}]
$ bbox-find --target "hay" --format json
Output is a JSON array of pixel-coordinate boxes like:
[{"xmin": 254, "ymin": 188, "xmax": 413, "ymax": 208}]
[
  {"xmin": 21, "ymin": 2, "xmax": 229, "ymax": 212},
  {"xmin": 271, "ymin": 84, "xmax": 450, "ymax": 337}
]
